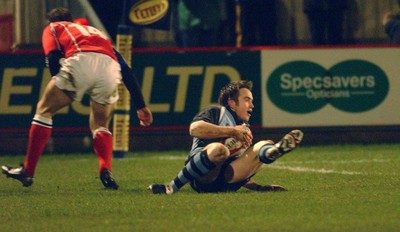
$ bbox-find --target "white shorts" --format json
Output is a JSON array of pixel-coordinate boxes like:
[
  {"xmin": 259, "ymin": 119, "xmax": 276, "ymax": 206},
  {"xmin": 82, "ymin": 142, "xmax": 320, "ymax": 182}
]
[{"xmin": 53, "ymin": 52, "xmax": 122, "ymax": 104}]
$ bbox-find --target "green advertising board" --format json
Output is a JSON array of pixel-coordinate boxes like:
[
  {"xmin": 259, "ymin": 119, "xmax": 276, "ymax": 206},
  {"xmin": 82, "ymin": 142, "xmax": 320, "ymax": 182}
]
[
  {"xmin": 261, "ymin": 47, "xmax": 398, "ymax": 127},
  {"xmin": 267, "ymin": 60, "xmax": 389, "ymax": 114}
]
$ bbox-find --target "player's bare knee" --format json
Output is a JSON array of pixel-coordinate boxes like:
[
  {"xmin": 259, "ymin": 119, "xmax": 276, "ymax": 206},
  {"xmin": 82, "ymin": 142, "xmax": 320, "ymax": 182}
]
[{"xmin": 205, "ymin": 143, "xmax": 230, "ymax": 163}]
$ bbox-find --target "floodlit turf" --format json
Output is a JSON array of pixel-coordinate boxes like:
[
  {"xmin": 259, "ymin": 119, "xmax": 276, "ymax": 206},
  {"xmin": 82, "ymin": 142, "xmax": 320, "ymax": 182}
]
[{"xmin": 0, "ymin": 144, "xmax": 399, "ymax": 231}]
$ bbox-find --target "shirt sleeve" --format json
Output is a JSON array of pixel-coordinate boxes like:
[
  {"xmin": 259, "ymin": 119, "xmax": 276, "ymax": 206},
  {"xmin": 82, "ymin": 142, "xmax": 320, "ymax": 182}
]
[
  {"xmin": 42, "ymin": 25, "xmax": 60, "ymax": 56},
  {"xmin": 192, "ymin": 106, "xmax": 220, "ymax": 124}
]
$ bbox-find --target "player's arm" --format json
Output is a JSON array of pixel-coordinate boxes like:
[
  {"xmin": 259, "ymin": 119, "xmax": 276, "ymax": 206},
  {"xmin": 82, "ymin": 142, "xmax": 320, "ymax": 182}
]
[
  {"xmin": 42, "ymin": 25, "xmax": 64, "ymax": 76},
  {"xmin": 46, "ymin": 50, "xmax": 63, "ymax": 76},
  {"xmin": 190, "ymin": 120, "xmax": 236, "ymax": 139},
  {"xmin": 114, "ymin": 49, "xmax": 146, "ymax": 109},
  {"xmin": 114, "ymin": 49, "xmax": 153, "ymax": 126},
  {"xmin": 190, "ymin": 120, "xmax": 252, "ymax": 144}
]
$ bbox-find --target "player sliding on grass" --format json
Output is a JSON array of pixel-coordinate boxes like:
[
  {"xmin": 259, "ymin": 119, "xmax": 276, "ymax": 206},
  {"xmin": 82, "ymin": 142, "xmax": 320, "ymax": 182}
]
[
  {"xmin": 149, "ymin": 80, "xmax": 303, "ymax": 194},
  {"xmin": 1, "ymin": 7, "xmax": 152, "ymax": 189}
]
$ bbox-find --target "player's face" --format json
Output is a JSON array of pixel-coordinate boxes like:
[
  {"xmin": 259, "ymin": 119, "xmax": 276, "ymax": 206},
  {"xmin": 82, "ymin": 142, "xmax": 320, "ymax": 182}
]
[{"xmin": 230, "ymin": 88, "xmax": 254, "ymax": 121}]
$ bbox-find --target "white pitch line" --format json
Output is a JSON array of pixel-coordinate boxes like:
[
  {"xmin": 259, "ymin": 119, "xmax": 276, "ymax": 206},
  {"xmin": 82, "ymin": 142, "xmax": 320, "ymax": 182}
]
[
  {"xmin": 157, "ymin": 156, "xmax": 186, "ymax": 160},
  {"xmin": 114, "ymin": 156, "xmax": 397, "ymax": 176},
  {"xmin": 281, "ymin": 159, "xmax": 391, "ymax": 165},
  {"xmin": 267, "ymin": 165, "xmax": 364, "ymax": 175},
  {"xmin": 144, "ymin": 156, "xmax": 366, "ymax": 175}
]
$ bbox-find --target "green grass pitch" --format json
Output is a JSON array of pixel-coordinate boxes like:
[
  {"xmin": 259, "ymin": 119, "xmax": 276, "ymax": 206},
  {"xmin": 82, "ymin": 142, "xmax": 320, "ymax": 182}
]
[{"xmin": 0, "ymin": 144, "xmax": 399, "ymax": 231}]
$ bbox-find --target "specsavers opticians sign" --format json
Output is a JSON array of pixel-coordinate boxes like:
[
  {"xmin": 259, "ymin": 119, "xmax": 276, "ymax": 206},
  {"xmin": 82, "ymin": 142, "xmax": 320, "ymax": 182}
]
[
  {"xmin": 267, "ymin": 60, "xmax": 389, "ymax": 113},
  {"xmin": 261, "ymin": 48, "xmax": 400, "ymax": 127}
]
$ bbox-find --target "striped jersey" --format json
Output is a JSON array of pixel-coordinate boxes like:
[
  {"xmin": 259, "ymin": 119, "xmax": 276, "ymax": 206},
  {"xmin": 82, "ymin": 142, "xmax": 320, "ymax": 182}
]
[
  {"xmin": 189, "ymin": 106, "xmax": 246, "ymax": 158},
  {"xmin": 41, "ymin": 21, "xmax": 116, "ymax": 60}
]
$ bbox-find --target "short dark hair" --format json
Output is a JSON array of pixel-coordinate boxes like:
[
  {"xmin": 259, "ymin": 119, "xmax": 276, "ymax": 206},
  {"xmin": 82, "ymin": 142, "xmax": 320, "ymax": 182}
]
[
  {"xmin": 47, "ymin": 7, "xmax": 73, "ymax": 22},
  {"xmin": 218, "ymin": 80, "xmax": 253, "ymax": 107}
]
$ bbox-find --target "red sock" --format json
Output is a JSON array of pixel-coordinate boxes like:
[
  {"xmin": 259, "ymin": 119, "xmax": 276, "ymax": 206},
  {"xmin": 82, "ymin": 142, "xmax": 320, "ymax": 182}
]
[
  {"xmin": 92, "ymin": 128, "xmax": 113, "ymax": 175},
  {"xmin": 24, "ymin": 116, "xmax": 53, "ymax": 177}
]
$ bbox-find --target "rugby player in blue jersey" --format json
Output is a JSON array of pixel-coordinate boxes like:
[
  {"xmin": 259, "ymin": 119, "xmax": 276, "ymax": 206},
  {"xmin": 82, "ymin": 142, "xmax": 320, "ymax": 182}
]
[{"xmin": 148, "ymin": 80, "xmax": 303, "ymax": 194}]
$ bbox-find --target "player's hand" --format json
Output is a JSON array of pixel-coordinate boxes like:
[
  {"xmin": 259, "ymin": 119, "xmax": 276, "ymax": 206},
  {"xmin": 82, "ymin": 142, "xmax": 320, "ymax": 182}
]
[
  {"xmin": 258, "ymin": 185, "xmax": 287, "ymax": 192},
  {"xmin": 137, "ymin": 107, "xmax": 153, "ymax": 127},
  {"xmin": 243, "ymin": 180, "xmax": 286, "ymax": 192},
  {"xmin": 234, "ymin": 124, "xmax": 253, "ymax": 147}
]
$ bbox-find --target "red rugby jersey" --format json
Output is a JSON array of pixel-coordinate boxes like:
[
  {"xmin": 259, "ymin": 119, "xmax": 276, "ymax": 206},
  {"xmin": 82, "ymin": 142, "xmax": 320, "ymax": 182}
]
[{"xmin": 42, "ymin": 21, "xmax": 116, "ymax": 60}]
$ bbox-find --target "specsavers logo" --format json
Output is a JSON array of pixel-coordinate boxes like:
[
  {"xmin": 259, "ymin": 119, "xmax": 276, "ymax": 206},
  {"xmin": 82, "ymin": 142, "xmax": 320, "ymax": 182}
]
[{"xmin": 266, "ymin": 60, "xmax": 389, "ymax": 113}]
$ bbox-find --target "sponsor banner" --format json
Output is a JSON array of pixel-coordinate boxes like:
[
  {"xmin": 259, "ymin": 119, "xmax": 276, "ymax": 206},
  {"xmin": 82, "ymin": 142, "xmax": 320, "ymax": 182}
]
[
  {"xmin": 126, "ymin": 0, "xmax": 171, "ymax": 30},
  {"xmin": 0, "ymin": 50, "xmax": 261, "ymax": 131},
  {"xmin": 261, "ymin": 47, "xmax": 400, "ymax": 127},
  {"xmin": 0, "ymin": 54, "xmax": 91, "ymax": 130},
  {"xmin": 131, "ymin": 50, "xmax": 262, "ymax": 126}
]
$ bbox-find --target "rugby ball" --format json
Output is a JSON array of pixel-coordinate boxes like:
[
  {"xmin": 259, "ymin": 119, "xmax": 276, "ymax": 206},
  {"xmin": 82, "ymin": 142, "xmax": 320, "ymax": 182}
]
[{"xmin": 222, "ymin": 137, "xmax": 249, "ymax": 156}]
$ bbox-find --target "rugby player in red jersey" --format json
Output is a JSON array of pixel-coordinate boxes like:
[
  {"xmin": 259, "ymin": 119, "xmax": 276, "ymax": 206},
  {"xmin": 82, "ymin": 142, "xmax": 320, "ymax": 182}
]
[
  {"xmin": 2, "ymin": 7, "xmax": 152, "ymax": 189},
  {"xmin": 72, "ymin": 17, "xmax": 153, "ymax": 127}
]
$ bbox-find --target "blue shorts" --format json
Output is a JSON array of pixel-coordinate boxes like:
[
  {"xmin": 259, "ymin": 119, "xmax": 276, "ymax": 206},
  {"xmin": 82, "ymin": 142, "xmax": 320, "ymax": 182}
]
[{"xmin": 189, "ymin": 155, "xmax": 251, "ymax": 193}]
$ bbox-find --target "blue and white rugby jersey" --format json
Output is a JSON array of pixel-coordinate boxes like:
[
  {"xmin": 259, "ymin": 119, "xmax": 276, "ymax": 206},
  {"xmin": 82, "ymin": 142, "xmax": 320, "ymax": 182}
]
[{"xmin": 188, "ymin": 106, "xmax": 246, "ymax": 158}]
